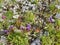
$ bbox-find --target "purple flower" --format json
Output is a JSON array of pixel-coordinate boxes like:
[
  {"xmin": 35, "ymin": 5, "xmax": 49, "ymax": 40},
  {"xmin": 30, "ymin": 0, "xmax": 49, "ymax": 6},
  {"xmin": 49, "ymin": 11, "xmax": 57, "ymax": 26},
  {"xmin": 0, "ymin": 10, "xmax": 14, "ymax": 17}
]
[
  {"xmin": 49, "ymin": 16, "xmax": 53, "ymax": 22},
  {"xmin": 27, "ymin": 24, "xmax": 31, "ymax": 27},
  {"xmin": 2, "ymin": 15, "xmax": 6, "ymax": 19},
  {"xmin": 26, "ymin": 24, "xmax": 31, "ymax": 30},
  {"xmin": 9, "ymin": 25, "xmax": 14, "ymax": 29},
  {"xmin": 4, "ymin": 30, "xmax": 9, "ymax": 34},
  {"xmin": 26, "ymin": 27, "xmax": 31, "ymax": 30},
  {"xmin": 49, "ymin": 16, "xmax": 55, "ymax": 22}
]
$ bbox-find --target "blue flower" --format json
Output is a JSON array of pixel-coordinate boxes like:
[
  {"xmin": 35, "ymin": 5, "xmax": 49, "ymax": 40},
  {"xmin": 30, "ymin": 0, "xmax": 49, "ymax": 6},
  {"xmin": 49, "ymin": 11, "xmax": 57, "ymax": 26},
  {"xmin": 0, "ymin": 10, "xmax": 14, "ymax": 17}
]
[
  {"xmin": 49, "ymin": 16, "xmax": 52, "ymax": 22},
  {"xmin": 26, "ymin": 27, "xmax": 31, "ymax": 30},
  {"xmin": 26, "ymin": 24, "xmax": 31, "ymax": 30},
  {"xmin": 27, "ymin": 24, "xmax": 31, "ymax": 27},
  {"xmin": 49, "ymin": 16, "xmax": 55, "ymax": 22},
  {"xmin": 4, "ymin": 30, "xmax": 9, "ymax": 34},
  {"xmin": 9, "ymin": 25, "xmax": 14, "ymax": 29}
]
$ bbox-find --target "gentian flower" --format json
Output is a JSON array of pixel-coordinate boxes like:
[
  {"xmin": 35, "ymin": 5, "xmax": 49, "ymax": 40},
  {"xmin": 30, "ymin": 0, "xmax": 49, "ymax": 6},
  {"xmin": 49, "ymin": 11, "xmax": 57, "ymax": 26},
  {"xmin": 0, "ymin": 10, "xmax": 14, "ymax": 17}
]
[
  {"xmin": 2, "ymin": 15, "xmax": 6, "ymax": 19},
  {"xmin": 27, "ymin": 24, "xmax": 31, "ymax": 27},
  {"xmin": 26, "ymin": 27, "xmax": 31, "ymax": 30},
  {"xmin": 9, "ymin": 25, "xmax": 14, "ymax": 31},
  {"xmin": 4, "ymin": 30, "xmax": 9, "ymax": 34},
  {"xmin": 49, "ymin": 16, "xmax": 52, "ymax": 22},
  {"xmin": 49, "ymin": 16, "xmax": 55, "ymax": 23},
  {"xmin": 26, "ymin": 24, "xmax": 31, "ymax": 30}
]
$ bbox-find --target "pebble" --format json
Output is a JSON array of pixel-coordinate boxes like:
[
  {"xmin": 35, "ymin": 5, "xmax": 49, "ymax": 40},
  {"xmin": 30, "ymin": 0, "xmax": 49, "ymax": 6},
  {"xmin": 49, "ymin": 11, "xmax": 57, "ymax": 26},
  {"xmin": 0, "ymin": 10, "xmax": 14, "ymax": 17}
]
[
  {"xmin": 55, "ymin": 13, "xmax": 60, "ymax": 19},
  {"xmin": 0, "ymin": 31, "xmax": 5, "ymax": 35},
  {"xmin": 31, "ymin": 38, "xmax": 41, "ymax": 45},
  {"xmin": 0, "ymin": 36, "xmax": 7, "ymax": 45}
]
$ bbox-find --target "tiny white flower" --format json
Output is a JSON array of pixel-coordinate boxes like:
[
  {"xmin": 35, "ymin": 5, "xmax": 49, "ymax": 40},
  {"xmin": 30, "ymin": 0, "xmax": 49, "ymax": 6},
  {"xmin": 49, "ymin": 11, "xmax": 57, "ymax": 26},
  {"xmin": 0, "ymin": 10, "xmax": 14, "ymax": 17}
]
[
  {"xmin": 41, "ymin": 19, "xmax": 44, "ymax": 22},
  {"xmin": 9, "ymin": 20, "xmax": 14, "ymax": 22},
  {"xmin": 44, "ymin": 27, "xmax": 48, "ymax": 29},
  {"xmin": 28, "ymin": 2, "xmax": 31, "ymax": 5},
  {"xmin": 23, "ymin": 1, "xmax": 26, "ymax": 4},
  {"xmin": 39, "ymin": 20, "xmax": 42, "ymax": 23},
  {"xmin": 52, "ymin": 19, "xmax": 55, "ymax": 22},
  {"xmin": 36, "ymin": 21, "xmax": 38, "ymax": 23},
  {"xmin": 32, "ymin": 7, "xmax": 35, "ymax": 10},
  {"xmin": 3, "ymin": 6, "xmax": 7, "ymax": 9},
  {"xmin": 55, "ymin": 5, "xmax": 60, "ymax": 9},
  {"xmin": 13, "ymin": 10, "xmax": 17, "ymax": 14},
  {"xmin": 26, "ymin": 6, "xmax": 29, "ymax": 10},
  {"xmin": 13, "ymin": 15, "xmax": 19, "ymax": 19},
  {"xmin": 14, "ymin": 6, "xmax": 17, "ymax": 10},
  {"xmin": 14, "ymin": 30, "xmax": 21, "ymax": 33}
]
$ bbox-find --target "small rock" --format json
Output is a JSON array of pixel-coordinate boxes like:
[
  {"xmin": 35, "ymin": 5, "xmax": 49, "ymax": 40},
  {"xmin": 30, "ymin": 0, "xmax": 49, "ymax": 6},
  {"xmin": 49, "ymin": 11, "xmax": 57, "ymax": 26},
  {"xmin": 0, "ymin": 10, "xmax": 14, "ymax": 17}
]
[
  {"xmin": 31, "ymin": 38, "xmax": 41, "ymax": 45},
  {"xmin": 55, "ymin": 13, "xmax": 60, "ymax": 19},
  {"xmin": 0, "ymin": 31, "xmax": 5, "ymax": 35},
  {"xmin": 1, "ymin": 36, "xmax": 7, "ymax": 45}
]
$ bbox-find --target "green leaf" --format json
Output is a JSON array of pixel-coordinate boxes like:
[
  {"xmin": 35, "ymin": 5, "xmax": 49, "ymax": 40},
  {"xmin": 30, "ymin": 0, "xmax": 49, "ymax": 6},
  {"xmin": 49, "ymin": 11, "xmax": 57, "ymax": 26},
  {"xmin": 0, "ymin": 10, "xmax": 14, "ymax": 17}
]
[
  {"xmin": 24, "ymin": 11, "xmax": 35, "ymax": 23},
  {"xmin": 57, "ymin": 19, "xmax": 60, "ymax": 26},
  {"xmin": 30, "ymin": 0, "xmax": 38, "ymax": 4},
  {"xmin": 49, "ymin": 4, "xmax": 55, "ymax": 11},
  {"xmin": 5, "ymin": 10, "xmax": 13, "ymax": 19}
]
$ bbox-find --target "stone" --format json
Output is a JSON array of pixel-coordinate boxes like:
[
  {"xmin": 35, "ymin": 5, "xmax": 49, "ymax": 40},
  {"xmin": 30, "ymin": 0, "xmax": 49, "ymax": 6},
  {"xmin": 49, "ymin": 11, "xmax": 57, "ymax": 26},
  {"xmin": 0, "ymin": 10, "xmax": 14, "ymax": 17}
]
[
  {"xmin": 1, "ymin": 36, "xmax": 7, "ymax": 45},
  {"xmin": 55, "ymin": 13, "xmax": 60, "ymax": 19},
  {"xmin": 31, "ymin": 38, "xmax": 41, "ymax": 45},
  {"xmin": 0, "ymin": 31, "xmax": 5, "ymax": 35}
]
